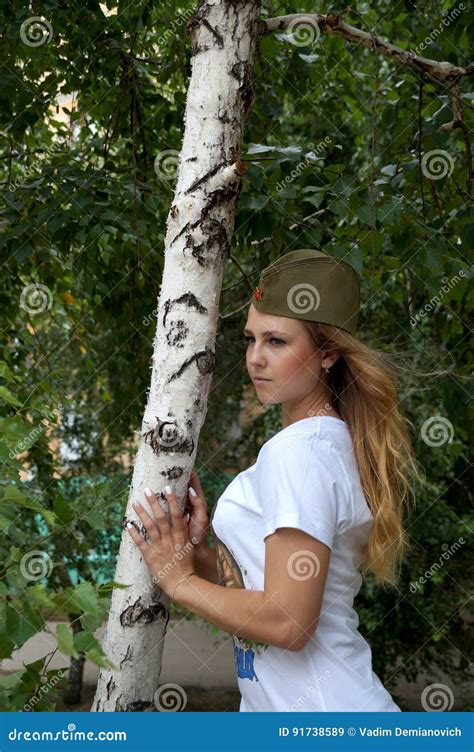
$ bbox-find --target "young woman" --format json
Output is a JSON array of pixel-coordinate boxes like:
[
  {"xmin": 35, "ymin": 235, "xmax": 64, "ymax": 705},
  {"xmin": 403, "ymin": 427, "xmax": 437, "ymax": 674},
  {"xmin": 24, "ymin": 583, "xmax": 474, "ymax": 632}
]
[{"xmin": 127, "ymin": 248, "xmax": 421, "ymax": 712}]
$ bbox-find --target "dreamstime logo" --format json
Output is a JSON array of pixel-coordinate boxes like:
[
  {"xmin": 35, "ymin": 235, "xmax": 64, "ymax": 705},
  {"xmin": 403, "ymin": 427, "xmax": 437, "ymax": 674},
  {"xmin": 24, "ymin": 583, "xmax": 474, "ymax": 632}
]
[
  {"xmin": 421, "ymin": 683, "xmax": 454, "ymax": 711},
  {"xmin": 20, "ymin": 17, "xmax": 53, "ymax": 46},
  {"xmin": 23, "ymin": 669, "xmax": 66, "ymax": 711},
  {"xmin": 287, "ymin": 283, "xmax": 320, "ymax": 314},
  {"xmin": 409, "ymin": 537, "xmax": 465, "ymax": 593},
  {"xmin": 20, "ymin": 551, "xmax": 54, "ymax": 582},
  {"xmin": 284, "ymin": 15, "xmax": 321, "ymax": 46},
  {"xmin": 154, "ymin": 682, "xmax": 187, "ymax": 711},
  {"xmin": 420, "ymin": 416, "xmax": 454, "ymax": 447},
  {"xmin": 275, "ymin": 137, "xmax": 332, "ymax": 192},
  {"xmin": 20, "ymin": 283, "xmax": 53, "ymax": 314},
  {"xmin": 421, "ymin": 149, "xmax": 454, "ymax": 180},
  {"xmin": 154, "ymin": 150, "xmax": 180, "ymax": 180},
  {"xmin": 287, "ymin": 550, "xmax": 321, "ymax": 581},
  {"xmin": 410, "ymin": 269, "xmax": 467, "ymax": 326}
]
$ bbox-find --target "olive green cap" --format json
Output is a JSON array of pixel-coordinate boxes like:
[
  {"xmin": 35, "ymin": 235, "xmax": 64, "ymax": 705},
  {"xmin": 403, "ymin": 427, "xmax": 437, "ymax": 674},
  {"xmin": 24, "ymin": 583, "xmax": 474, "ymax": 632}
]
[{"xmin": 250, "ymin": 249, "xmax": 360, "ymax": 335}]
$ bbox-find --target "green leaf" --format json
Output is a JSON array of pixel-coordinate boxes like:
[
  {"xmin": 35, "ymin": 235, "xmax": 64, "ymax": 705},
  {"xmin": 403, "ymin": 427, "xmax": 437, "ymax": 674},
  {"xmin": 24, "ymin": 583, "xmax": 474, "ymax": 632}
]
[
  {"xmin": 56, "ymin": 623, "xmax": 79, "ymax": 658},
  {"xmin": 0, "ymin": 362, "xmax": 15, "ymax": 382},
  {"xmin": 53, "ymin": 495, "xmax": 74, "ymax": 525},
  {"xmin": 0, "ymin": 386, "xmax": 22, "ymax": 407},
  {"xmin": 82, "ymin": 509, "xmax": 105, "ymax": 530},
  {"xmin": 67, "ymin": 581, "xmax": 98, "ymax": 614}
]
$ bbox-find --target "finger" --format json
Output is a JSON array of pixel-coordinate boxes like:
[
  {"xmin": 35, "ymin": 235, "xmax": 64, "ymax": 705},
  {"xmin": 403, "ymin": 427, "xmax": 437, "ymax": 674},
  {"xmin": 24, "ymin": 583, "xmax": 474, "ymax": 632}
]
[
  {"xmin": 126, "ymin": 520, "xmax": 152, "ymax": 553},
  {"xmin": 132, "ymin": 499, "xmax": 161, "ymax": 542},
  {"xmin": 144, "ymin": 488, "xmax": 169, "ymax": 528},
  {"xmin": 164, "ymin": 486, "xmax": 183, "ymax": 523}
]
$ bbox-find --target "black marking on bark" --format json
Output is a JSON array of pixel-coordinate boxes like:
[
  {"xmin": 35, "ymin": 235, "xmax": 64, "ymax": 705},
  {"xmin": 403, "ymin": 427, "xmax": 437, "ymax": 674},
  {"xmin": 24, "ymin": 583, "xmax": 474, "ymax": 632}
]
[
  {"xmin": 163, "ymin": 293, "xmax": 207, "ymax": 328},
  {"xmin": 201, "ymin": 216, "xmax": 230, "ymax": 264},
  {"xmin": 185, "ymin": 160, "xmax": 228, "ymax": 195},
  {"xmin": 123, "ymin": 516, "xmax": 149, "ymax": 543},
  {"xmin": 106, "ymin": 677, "xmax": 114, "ymax": 701},
  {"xmin": 161, "ymin": 466, "xmax": 184, "ymax": 481},
  {"xmin": 143, "ymin": 419, "xmax": 195, "ymax": 457},
  {"xmin": 167, "ymin": 346, "xmax": 215, "ymax": 384},
  {"xmin": 183, "ymin": 234, "xmax": 206, "ymax": 267},
  {"xmin": 143, "ymin": 419, "xmax": 179, "ymax": 454},
  {"xmin": 231, "ymin": 60, "xmax": 255, "ymax": 115},
  {"xmin": 166, "ymin": 319, "xmax": 189, "ymax": 348},
  {"xmin": 201, "ymin": 18, "xmax": 224, "ymax": 48},
  {"xmin": 120, "ymin": 644, "xmax": 133, "ymax": 670},
  {"xmin": 120, "ymin": 598, "xmax": 168, "ymax": 627}
]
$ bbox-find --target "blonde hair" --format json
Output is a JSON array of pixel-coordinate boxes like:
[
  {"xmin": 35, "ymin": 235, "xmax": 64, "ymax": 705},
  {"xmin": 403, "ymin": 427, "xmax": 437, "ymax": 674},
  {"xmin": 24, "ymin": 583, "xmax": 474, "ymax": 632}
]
[{"xmin": 301, "ymin": 320, "xmax": 424, "ymax": 589}]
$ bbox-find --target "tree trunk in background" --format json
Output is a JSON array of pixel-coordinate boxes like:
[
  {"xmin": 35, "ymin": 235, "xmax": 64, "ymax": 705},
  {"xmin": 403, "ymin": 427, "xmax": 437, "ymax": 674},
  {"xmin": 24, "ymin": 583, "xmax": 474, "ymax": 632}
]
[{"xmin": 92, "ymin": 0, "xmax": 260, "ymax": 712}]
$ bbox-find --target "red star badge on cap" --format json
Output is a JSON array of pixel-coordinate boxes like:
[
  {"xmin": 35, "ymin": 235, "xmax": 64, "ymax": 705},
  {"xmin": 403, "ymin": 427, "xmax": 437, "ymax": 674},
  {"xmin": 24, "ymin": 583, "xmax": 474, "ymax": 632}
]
[{"xmin": 253, "ymin": 286, "xmax": 263, "ymax": 301}]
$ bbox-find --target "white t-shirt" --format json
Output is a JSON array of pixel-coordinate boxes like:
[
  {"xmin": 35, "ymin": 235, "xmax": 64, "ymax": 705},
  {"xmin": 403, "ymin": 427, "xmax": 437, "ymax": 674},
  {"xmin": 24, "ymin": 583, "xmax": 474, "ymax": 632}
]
[{"xmin": 210, "ymin": 416, "xmax": 401, "ymax": 712}]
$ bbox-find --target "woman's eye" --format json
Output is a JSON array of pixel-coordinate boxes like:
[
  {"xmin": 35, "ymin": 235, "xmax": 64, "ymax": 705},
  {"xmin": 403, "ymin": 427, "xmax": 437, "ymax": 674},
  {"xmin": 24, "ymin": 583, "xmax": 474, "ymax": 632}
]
[{"xmin": 243, "ymin": 336, "xmax": 284, "ymax": 345}]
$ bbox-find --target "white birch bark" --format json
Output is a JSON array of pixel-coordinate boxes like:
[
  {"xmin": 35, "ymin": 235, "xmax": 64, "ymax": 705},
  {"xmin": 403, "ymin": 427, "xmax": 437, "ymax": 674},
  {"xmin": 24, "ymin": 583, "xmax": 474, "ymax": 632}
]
[{"xmin": 91, "ymin": 0, "xmax": 261, "ymax": 712}]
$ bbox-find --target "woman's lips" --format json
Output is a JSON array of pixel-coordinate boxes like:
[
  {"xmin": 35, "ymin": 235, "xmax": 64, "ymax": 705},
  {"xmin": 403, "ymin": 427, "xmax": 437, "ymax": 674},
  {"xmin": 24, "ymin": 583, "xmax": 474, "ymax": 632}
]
[{"xmin": 254, "ymin": 378, "xmax": 271, "ymax": 383}]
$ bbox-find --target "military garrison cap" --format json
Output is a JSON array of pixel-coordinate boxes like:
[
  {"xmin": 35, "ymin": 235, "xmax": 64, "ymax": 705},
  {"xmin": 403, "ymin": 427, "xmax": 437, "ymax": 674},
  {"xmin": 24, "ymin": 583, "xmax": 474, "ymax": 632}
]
[{"xmin": 251, "ymin": 248, "xmax": 360, "ymax": 335}]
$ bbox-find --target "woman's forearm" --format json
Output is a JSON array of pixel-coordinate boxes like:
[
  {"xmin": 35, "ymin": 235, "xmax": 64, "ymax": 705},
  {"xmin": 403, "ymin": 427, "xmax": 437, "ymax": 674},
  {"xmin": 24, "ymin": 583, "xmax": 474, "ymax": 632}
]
[
  {"xmin": 172, "ymin": 574, "xmax": 295, "ymax": 650},
  {"xmin": 193, "ymin": 543, "xmax": 219, "ymax": 584}
]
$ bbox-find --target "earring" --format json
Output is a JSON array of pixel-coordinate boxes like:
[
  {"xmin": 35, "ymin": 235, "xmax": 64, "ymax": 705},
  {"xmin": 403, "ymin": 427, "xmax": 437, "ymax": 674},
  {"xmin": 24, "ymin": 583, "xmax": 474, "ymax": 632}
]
[{"xmin": 324, "ymin": 367, "xmax": 330, "ymax": 374}]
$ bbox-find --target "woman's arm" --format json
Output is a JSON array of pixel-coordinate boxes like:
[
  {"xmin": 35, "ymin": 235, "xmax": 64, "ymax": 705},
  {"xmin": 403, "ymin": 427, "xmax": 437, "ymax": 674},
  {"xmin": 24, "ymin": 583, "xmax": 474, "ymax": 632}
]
[
  {"xmin": 193, "ymin": 542, "xmax": 219, "ymax": 584},
  {"xmin": 172, "ymin": 573, "xmax": 295, "ymax": 650},
  {"xmin": 176, "ymin": 527, "xmax": 331, "ymax": 653}
]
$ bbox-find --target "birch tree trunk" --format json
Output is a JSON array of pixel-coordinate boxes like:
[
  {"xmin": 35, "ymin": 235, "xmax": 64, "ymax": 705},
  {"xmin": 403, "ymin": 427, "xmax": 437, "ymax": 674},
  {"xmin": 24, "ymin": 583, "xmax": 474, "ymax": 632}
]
[{"xmin": 92, "ymin": 0, "xmax": 260, "ymax": 712}]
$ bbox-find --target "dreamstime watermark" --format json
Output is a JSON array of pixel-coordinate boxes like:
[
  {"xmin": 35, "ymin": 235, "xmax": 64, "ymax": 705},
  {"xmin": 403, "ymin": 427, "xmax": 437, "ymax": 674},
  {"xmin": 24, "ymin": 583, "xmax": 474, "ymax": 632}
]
[
  {"xmin": 23, "ymin": 669, "xmax": 67, "ymax": 712},
  {"xmin": 154, "ymin": 682, "xmax": 188, "ymax": 711},
  {"xmin": 9, "ymin": 724, "xmax": 127, "ymax": 741},
  {"xmin": 408, "ymin": 4, "xmax": 465, "ymax": 58},
  {"xmin": 421, "ymin": 149, "xmax": 454, "ymax": 180},
  {"xmin": 20, "ymin": 283, "xmax": 53, "ymax": 314},
  {"xmin": 410, "ymin": 269, "xmax": 466, "ymax": 326},
  {"xmin": 7, "ymin": 139, "xmax": 66, "ymax": 192},
  {"xmin": 9, "ymin": 403, "xmax": 63, "ymax": 459},
  {"xmin": 156, "ymin": 8, "xmax": 195, "ymax": 48},
  {"xmin": 409, "ymin": 537, "xmax": 465, "ymax": 593},
  {"xmin": 307, "ymin": 401, "xmax": 332, "ymax": 419},
  {"xmin": 20, "ymin": 16, "xmax": 53, "ymax": 46},
  {"xmin": 420, "ymin": 682, "xmax": 455, "ymax": 711},
  {"xmin": 154, "ymin": 149, "xmax": 180, "ymax": 180},
  {"xmin": 287, "ymin": 550, "xmax": 321, "ymax": 581},
  {"xmin": 276, "ymin": 137, "xmax": 332, "ymax": 192},
  {"xmin": 287, "ymin": 283, "xmax": 321, "ymax": 315},
  {"xmin": 279, "ymin": 15, "xmax": 321, "ymax": 47},
  {"xmin": 20, "ymin": 550, "xmax": 54, "ymax": 582},
  {"xmin": 290, "ymin": 670, "xmax": 332, "ymax": 711},
  {"xmin": 143, "ymin": 305, "xmax": 158, "ymax": 327},
  {"xmin": 420, "ymin": 416, "xmax": 454, "ymax": 447}
]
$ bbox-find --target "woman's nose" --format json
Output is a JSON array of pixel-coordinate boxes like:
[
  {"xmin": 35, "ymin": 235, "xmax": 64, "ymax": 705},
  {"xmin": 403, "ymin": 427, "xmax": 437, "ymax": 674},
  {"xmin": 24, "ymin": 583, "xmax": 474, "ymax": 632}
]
[{"xmin": 248, "ymin": 343, "xmax": 266, "ymax": 367}]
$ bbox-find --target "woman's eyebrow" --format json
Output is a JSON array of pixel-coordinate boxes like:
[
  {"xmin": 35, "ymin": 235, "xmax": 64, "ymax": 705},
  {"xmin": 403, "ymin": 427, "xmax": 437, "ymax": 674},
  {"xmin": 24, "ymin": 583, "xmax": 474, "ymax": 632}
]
[{"xmin": 243, "ymin": 328, "xmax": 288, "ymax": 336}]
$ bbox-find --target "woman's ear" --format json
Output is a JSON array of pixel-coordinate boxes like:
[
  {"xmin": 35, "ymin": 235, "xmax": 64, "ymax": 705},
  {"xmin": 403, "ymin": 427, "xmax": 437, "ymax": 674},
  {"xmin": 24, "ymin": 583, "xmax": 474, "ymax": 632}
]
[{"xmin": 321, "ymin": 351, "xmax": 341, "ymax": 370}]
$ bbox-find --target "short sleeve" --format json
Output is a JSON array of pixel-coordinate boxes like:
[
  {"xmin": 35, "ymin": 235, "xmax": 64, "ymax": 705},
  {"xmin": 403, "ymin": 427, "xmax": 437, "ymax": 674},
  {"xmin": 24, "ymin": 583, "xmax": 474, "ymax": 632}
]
[{"xmin": 258, "ymin": 434, "xmax": 350, "ymax": 550}]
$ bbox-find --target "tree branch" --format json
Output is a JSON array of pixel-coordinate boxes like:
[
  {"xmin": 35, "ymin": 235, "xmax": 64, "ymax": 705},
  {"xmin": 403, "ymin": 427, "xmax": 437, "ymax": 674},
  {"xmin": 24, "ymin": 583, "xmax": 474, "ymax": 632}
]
[{"xmin": 259, "ymin": 13, "xmax": 472, "ymax": 85}]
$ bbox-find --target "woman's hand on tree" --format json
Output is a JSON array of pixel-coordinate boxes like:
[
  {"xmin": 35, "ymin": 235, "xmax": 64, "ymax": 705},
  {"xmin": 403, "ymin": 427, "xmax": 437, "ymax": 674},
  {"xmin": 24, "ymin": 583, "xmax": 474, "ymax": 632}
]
[{"xmin": 126, "ymin": 487, "xmax": 197, "ymax": 598}]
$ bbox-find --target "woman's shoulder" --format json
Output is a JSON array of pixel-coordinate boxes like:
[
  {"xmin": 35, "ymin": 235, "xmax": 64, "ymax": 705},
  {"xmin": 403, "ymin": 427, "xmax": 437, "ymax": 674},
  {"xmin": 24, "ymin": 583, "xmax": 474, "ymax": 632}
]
[{"xmin": 260, "ymin": 416, "xmax": 353, "ymax": 457}]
